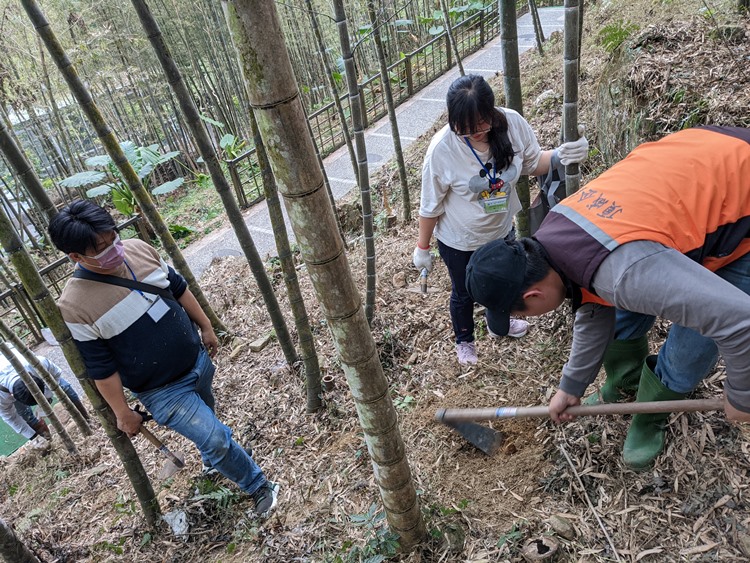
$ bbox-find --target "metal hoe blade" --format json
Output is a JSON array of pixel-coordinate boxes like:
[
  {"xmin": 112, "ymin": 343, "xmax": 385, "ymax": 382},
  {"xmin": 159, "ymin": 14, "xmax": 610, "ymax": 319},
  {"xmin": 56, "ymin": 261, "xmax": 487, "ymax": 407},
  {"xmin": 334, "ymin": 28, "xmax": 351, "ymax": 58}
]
[{"xmin": 445, "ymin": 420, "xmax": 505, "ymax": 456}]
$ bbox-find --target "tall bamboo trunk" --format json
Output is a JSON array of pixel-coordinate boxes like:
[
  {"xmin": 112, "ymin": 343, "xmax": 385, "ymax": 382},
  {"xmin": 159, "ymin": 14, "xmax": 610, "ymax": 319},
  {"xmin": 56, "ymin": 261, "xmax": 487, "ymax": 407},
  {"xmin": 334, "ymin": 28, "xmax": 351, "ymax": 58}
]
[
  {"xmin": 37, "ymin": 35, "xmax": 80, "ymax": 173},
  {"xmin": 209, "ymin": 0, "xmax": 252, "ymax": 137},
  {"xmin": 305, "ymin": 117, "xmax": 345, "ymax": 247},
  {"xmin": 248, "ymin": 110, "xmax": 323, "ymax": 411},
  {"xmin": 0, "ymin": 113, "xmax": 58, "ymax": 221},
  {"xmin": 0, "ymin": 183, "xmax": 45, "ymax": 252},
  {"xmin": 222, "ymin": 0, "xmax": 426, "ymax": 548},
  {"xmin": 499, "ymin": 0, "xmax": 522, "ymax": 114},
  {"xmin": 0, "ymin": 264, "xmax": 44, "ymax": 343},
  {"xmin": 498, "ymin": 0, "xmax": 530, "ymax": 236},
  {"xmin": 441, "ymin": 0, "xmax": 465, "ymax": 75},
  {"xmin": 129, "ymin": 0, "xmax": 298, "ymax": 368},
  {"xmin": 332, "ymin": 0, "xmax": 377, "ymax": 325},
  {"xmin": 0, "ymin": 518, "xmax": 40, "ymax": 563},
  {"xmin": 529, "ymin": 0, "xmax": 545, "ymax": 55},
  {"xmin": 577, "ymin": 0, "xmax": 584, "ymax": 64},
  {"xmin": 23, "ymin": 98, "xmax": 70, "ymax": 178},
  {"xmin": 563, "ymin": 0, "xmax": 581, "ymax": 196},
  {"xmin": 0, "ymin": 186, "xmax": 160, "ymax": 527},
  {"xmin": 368, "ymin": 0, "xmax": 411, "ymax": 222},
  {"xmin": 22, "ymin": 0, "xmax": 227, "ymax": 336},
  {"xmin": 305, "ymin": 0, "xmax": 359, "ymax": 185}
]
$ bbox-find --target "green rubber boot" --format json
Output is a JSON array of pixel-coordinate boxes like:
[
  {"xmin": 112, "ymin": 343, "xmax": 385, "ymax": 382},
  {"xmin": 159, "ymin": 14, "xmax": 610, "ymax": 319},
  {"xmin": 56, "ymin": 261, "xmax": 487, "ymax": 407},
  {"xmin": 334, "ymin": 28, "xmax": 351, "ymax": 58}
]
[
  {"xmin": 623, "ymin": 357, "xmax": 686, "ymax": 470},
  {"xmin": 583, "ymin": 336, "xmax": 649, "ymax": 405}
]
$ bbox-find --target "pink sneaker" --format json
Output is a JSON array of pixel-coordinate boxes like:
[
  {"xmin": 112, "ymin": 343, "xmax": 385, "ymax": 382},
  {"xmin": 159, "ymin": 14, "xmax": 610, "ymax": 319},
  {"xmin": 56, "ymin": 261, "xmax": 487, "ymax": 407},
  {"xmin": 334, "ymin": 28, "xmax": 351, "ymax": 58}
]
[
  {"xmin": 456, "ymin": 342, "xmax": 478, "ymax": 365},
  {"xmin": 487, "ymin": 318, "xmax": 529, "ymax": 338}
]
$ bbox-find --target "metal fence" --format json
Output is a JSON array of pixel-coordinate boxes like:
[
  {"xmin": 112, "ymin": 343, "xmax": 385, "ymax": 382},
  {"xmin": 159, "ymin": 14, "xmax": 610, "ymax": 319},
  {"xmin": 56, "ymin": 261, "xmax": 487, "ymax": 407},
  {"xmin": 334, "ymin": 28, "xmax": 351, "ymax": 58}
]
[
  {"xmin": 231, "ymin": 6, "xmax": 500, "ymax": 205},
  {"xmin": 225, "ymin": 151, "xmax": 265, "ymax": 208}
]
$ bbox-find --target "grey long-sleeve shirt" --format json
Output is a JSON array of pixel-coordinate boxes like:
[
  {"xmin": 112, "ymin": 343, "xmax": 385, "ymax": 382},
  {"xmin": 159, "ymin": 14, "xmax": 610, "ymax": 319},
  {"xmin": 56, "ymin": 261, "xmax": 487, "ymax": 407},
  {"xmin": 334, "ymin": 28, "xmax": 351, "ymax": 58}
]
[{"xmin": 559, "ymin": 240, "xmax": 750, "ymax": 412}]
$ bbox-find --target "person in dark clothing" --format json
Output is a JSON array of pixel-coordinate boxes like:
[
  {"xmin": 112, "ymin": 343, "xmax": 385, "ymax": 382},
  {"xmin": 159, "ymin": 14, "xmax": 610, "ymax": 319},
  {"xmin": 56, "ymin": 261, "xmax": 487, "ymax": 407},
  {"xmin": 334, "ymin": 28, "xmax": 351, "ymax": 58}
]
[{"xmin": 48, "ymin": 200, "xmax": 279, "ymax": 516}]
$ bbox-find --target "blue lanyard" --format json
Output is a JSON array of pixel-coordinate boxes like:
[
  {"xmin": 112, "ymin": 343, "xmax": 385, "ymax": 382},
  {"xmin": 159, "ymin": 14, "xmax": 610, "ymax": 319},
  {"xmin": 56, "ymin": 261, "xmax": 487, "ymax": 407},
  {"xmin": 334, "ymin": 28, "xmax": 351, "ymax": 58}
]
[
  {"xmin": 465, "ymin": 138, "xmax": 498, "ymax": 184},
  {"xmin": 123, "ymin": 260, "xmax": 149, "ymax": 300}
]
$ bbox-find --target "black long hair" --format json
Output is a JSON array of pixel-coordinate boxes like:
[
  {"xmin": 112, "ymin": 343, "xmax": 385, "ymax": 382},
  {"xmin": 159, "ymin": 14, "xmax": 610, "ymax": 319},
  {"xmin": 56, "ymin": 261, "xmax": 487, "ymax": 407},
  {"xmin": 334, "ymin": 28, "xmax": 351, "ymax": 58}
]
[{"xmin": 446, "ymin": 74, "xmax": 515, "ymax": 170}]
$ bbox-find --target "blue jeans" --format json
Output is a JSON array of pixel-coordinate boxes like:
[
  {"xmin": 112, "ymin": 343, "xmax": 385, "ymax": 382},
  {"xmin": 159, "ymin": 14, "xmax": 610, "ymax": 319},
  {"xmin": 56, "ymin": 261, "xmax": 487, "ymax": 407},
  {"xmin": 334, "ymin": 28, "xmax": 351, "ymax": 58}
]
[
  {"xmin": 135, "ymin": 348, "xmax": 266, "ymax": 495},
  {"xmin": 613, "ymin": 252, "xmax": 750, "ymax": 393},
  {"xmin": 16, "ymin": 378, "xmax": 79, "ymax": 427}
]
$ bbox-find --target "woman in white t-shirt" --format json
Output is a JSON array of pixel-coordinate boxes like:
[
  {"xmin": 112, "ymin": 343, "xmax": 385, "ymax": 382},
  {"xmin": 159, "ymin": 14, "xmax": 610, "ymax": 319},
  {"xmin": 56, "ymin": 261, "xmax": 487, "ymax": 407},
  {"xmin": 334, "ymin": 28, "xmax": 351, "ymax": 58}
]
[{"xmin": 412, "ymin": 74, "xmax": 588, "ymax": 365}]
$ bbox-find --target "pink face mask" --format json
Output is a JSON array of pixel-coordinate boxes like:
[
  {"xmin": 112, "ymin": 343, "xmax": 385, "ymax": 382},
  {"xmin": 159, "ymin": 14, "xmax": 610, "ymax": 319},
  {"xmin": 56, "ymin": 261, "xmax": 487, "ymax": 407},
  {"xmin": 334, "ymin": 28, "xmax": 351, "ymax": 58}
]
[{"xmin": 86, "ymin": 234, "xmax": 125, "ymax": 269}]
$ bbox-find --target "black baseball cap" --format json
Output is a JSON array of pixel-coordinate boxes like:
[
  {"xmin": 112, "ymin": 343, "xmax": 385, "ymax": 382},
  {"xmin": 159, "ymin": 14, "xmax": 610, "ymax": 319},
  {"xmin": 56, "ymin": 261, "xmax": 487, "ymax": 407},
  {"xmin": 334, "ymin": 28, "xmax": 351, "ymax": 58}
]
[
  {"xmin": 12, "ymin": 375, "xmax": 45, "ymax": 406},
  {"xmin": 465, "ymin": 239, "xmax": 527, "ymax": 336}
]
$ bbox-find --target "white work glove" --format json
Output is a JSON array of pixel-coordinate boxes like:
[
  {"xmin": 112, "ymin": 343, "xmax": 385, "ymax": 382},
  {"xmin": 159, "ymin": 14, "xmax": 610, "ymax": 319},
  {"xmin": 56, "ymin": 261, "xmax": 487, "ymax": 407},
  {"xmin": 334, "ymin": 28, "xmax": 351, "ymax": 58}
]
[
  {"xmin": 29, "ymin": 434, "xmax": 50, "ymax": 451},
  {"xmin": 412, "ymin": 246, "xmax": 433, "ymax": 273},
  {"xmin": 556, "ymin": 125, "xmax": 589, "ymax": 165}
]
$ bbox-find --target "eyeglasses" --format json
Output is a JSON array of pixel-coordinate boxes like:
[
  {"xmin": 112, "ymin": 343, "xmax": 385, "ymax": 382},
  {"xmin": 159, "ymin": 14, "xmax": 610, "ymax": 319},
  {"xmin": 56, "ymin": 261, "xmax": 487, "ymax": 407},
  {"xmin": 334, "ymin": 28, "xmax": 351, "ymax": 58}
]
[
  {"xmin": 84, "ymin": 234, "xmax": 120, "ymax": 260},
  {"xmin": 457, "ymin": 126, "xmax": 492, "ymax": 139}
]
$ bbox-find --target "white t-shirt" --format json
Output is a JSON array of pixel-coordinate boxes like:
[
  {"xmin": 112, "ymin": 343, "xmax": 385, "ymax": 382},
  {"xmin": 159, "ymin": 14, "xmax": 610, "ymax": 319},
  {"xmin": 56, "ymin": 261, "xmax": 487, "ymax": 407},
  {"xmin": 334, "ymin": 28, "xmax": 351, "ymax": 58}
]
[{"xmin": 419, "ymin": 108, "xmax": 542, "ymax": 251}]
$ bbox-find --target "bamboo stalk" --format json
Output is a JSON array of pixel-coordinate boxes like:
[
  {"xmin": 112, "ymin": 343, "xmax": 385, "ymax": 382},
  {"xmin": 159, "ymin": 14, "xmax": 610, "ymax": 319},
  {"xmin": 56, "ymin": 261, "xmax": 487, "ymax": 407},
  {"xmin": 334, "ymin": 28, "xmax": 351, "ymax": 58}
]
[
  {"xmin": 130, "ymin": 0, "xmax": 299, "ymax": 369},
  {"xmin": 563, "ymin": 0, "xmax": 581, "ymax": 196},
  {"xmin": 19, "ymin": 0, "xmax": 162, "ymax": 527},
  {"xmin": 498, "ymin": 0, "xmax": 530, "ymax": 237},
  {"xmin": 332, "ymin": 0, "xmax": 377, "ymax": 325},
  {"xmin": 368, "ymin": 0, "xmax": 411, "ymax": 222},
  {"xmin": 0, "ymin": 319, "xmax": 91, "ymax": 436},
  {"xmin": 0, "ymin": 517, "xmax": 41, "ymax": 563},
  {"xmin": 0, "ymin": 108, "xmax": 58, "ymax": 221},
  {"xmin": 22, "ymin": 0, "xmax": 227, "ymax": 336},
  {"xmin": 440, "ymin": 0, "xmax": 464, "ymax": 75},
  {"xmin": 222, "ymin": 0, "xmax": 426, "ymax": 547}
]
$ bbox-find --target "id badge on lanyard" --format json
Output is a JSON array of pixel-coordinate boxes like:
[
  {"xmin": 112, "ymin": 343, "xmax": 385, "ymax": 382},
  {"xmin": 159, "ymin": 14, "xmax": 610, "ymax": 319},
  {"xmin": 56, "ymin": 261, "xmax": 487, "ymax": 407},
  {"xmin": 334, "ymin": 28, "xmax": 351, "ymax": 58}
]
[
  {"xmin": 147, "ymin": 296, "xmax": 170, "ymax": 322},
  {"xmin": 465, "ymin": 139, "xmax": 509, "ymax": 215},
  {"xmin": 479, "ymin": 180, "xmax": 509, "ymax": 214}
]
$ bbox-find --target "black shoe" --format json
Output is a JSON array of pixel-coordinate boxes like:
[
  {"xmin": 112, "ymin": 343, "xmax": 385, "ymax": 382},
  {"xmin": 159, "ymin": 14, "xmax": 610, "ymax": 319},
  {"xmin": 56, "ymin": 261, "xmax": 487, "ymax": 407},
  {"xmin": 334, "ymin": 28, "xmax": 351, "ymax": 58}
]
[{"xmin": 251, "ymin": 481, "xmax": 280, "ymax": 517}]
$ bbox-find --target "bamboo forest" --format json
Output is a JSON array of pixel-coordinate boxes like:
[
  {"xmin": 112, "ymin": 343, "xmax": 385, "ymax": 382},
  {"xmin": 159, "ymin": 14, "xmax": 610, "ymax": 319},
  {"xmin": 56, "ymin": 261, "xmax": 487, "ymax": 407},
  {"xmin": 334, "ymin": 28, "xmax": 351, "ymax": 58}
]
[{"xmin": 1, "ymin": 0, "xmax": 749, "ymax": 561}]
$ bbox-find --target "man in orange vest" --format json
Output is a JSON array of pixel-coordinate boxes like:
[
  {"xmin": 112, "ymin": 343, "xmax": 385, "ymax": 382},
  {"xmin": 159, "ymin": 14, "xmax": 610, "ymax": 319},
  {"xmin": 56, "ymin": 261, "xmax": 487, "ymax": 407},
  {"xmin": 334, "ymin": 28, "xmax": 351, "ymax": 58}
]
[{"xmin": 464, "ymin": 126, "xmax": 750, "ymax": 469}]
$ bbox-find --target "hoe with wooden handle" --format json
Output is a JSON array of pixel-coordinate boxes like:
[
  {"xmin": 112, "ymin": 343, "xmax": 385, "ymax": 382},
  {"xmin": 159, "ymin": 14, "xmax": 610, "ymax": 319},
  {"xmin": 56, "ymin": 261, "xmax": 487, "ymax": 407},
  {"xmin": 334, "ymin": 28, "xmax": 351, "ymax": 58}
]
[
  {"xmin": 140, "ymin": 425, "xmax": 186, "ymax": 479},
  {"xmin": 435, "ymin": 398, "xmax": 724, "ymax": 455},
  {"xmin": 133, "ymin": 406, "xmax": 186, "ymax": 478}
]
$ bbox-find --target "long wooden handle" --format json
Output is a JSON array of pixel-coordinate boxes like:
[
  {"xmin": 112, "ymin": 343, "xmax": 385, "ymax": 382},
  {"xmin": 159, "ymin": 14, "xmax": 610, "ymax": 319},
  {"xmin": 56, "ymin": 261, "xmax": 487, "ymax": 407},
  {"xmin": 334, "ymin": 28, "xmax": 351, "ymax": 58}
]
[
  {"xmin": 435, "ymin": 398, "xmax": 724, "ymax": 423},
  {"xmin": 139, "ymin": 426, "xmax": 185, "ymax": 468}
]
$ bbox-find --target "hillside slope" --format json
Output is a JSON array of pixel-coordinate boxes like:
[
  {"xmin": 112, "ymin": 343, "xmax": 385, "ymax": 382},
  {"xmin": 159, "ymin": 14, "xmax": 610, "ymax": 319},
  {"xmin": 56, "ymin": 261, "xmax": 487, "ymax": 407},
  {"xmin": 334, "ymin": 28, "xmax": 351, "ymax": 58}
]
[{"xmin": 2, "ymin": 1, "xmax": 749, "ymax": 562}]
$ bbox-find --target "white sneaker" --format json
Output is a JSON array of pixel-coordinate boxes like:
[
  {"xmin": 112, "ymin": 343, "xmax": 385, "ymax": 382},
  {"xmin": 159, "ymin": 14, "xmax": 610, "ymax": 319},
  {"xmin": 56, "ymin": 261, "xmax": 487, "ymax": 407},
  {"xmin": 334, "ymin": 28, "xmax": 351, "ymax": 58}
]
[
  {"xmin": 456, "ymin": 342, "xmax": 478, "ymax": 365},
  {"xmin": 487, "ymin": 318, "xmax": 529, "ymax": 339},
  {"xmin": 507, "ymin": 318, "xmax": 529, "ymax": 338}
]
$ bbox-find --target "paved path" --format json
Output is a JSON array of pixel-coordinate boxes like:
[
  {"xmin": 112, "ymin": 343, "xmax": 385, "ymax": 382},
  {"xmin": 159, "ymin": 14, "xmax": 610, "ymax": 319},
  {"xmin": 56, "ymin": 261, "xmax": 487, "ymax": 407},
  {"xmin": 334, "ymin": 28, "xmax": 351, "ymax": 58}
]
[{"xmin": 183, "ymin": 7, "xmax": 565, "ymax": 279}]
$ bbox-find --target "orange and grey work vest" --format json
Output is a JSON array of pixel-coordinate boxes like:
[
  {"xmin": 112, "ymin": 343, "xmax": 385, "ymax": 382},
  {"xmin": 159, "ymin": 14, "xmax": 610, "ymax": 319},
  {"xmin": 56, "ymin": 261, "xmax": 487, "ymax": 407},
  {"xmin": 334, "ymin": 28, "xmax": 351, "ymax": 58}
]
[{"xmin": 535, "ymin": 126, "xmax": 750, "ymax": 301}]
